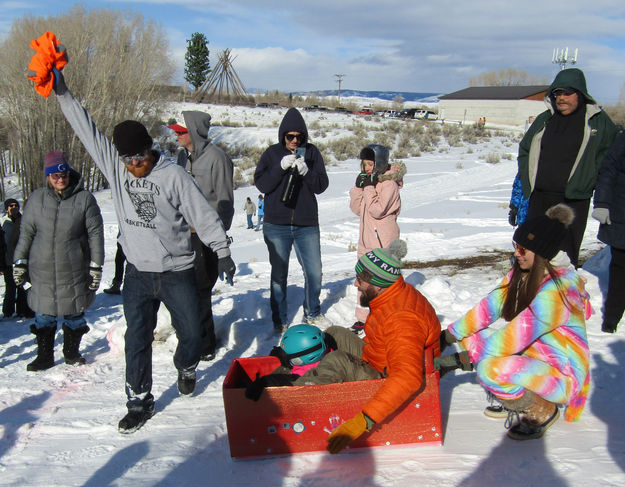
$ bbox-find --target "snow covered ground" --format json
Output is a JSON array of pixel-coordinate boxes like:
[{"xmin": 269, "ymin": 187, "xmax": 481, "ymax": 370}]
[{"xmin": 0, "ymin": 103, "xmax": 624, "ymax": 487}]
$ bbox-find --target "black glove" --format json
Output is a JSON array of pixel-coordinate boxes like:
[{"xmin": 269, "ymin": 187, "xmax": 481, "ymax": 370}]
[
  {"xmin": 88, "ymin": 266, "xmax": 103, "ymax": 291},
  {"xmin": 218, "ymin": 255, "xmax": 236, "ymax": 285},
  {"xmin": 13, "ymin": 264, "xmax": 28, "ymax": 287},
  {"xmin": 52, "ymin": 66, "xmax": 68, "ymax": 95},
  {"xmin": 508, "ymin": 206, "xmax": 518, "ymax": 227},
  {"xmin": 355, "ymin": 173, "xmax": 368, "ymax": 188},
  {"xmin": 269, "ymin": 346, "xmax": 291, "ymax": 368},
  {"xmin": 362, "ymin": 173, "xmax": 378, "ymax": 188},
  {"xmin": 434, "ymin": 351, "xmax": 473, "ymax": 378},
  {"xmin": 440, "ymin": 329, "xmax": 457, "ymax": 353},
  {"xmin": 245, "ymin": 374, "xmax": 297, "ymax": 401}
]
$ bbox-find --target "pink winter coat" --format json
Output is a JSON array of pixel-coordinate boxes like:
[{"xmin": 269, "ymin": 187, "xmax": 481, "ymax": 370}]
[{"xmin": 349, "ymin": 162, "xmax": 406, "ymax": 257}]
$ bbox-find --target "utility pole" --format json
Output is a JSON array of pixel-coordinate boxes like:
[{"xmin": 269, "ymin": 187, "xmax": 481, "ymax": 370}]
[
  {"xmin": 552, "ymin": 47, "xmax": 578, "ymax": 70},
  {"xmin": 334, "ymin": 74, "xmax": 345, "ymax": 106}
]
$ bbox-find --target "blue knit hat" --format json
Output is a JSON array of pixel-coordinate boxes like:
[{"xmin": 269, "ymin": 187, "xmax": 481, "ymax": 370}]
[
  {"xmin": 355, "ymin": 239, "xmax": 407, "ymax": 287},
  {"xmin": 44, "ymin": 151, "xmax": 70, "ymax": 176}
]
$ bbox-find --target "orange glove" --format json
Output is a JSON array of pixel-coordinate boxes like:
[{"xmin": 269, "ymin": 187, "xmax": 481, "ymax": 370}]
[
  {"xmin": 326, "ymin": 412, "xmax": 370, "ymax": 454},
  {"xmin": 26, "ymin": 32, "xmax": 68, "ymax": 98}
]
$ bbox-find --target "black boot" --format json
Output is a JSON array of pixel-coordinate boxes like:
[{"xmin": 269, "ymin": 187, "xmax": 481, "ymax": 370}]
[
  {"xmin": 103, "ymin": 279, "xmax": 122, "ymax": 295},
  {"xmin": 27, "ymin": 325, "xmax": 56, "ymax": 371},
  {"xmin": 62, "ymin": 324, "xmax": 89, "ymax": 365}
]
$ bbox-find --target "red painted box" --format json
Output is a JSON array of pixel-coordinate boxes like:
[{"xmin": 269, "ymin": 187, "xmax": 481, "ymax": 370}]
[{"xmin": 222, "ymin": 346, "xmax": 442, "ymax": 459}]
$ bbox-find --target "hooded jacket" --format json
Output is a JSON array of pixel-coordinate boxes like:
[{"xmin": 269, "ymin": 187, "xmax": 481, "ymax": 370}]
[
  {"xmin": 447, "ymin": 259, "xmax": 591, "ymax": 422},
  {"xmin": 180, "ymin": 111, "xmax": 234, "ymax": 230},
  {"xmin": 14, "ymin": 170, "xmax": 104, "ymax": 316},
  {"xmin": 254, "ymin": 108, "xmax": 329, "ymax": 226},
  {"xmin": 56, "ymin": 89, "xmax": 230, "ymax": 273},
  {"xmin": 594, "ymin": 131, "xmax": 625, "ymax": 248},
  {"xmin": 517, "ymin": 68, "xmax": 617, "ymax": 200},
  {"xmin": 349, "ymin": 162, "xmax": 405, "ymax": 257}
]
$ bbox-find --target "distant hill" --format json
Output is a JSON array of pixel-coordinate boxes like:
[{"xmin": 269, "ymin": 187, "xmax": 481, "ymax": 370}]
[{"xmin": 297, "ymin": 89, "xmax": 442, "ymax": 103}]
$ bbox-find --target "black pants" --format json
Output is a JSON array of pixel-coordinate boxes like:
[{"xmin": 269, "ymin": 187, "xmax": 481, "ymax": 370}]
[
  {"xmin": 604, "ymin": 246, "xmax": 625, "ymax": 328},
  {"xmin": 191, "ymin": 233, "xmax": 220, "ymax": 354},
  {"xmin": 528, "ymin": 190, "xmax": 590, "ymax": 268},
  {"xmin": 3, "ymin": 265, "xmax": 33, "ymax": 318},
  {"xmin": 113, "ymin": 242, "xmax": 127, "ymax": 282}
]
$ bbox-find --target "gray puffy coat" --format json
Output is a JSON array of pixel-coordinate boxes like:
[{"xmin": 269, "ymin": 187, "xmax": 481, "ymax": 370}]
[{"xmin": 14, "ymin": 170, "xmax": 104, "ymax": 316}]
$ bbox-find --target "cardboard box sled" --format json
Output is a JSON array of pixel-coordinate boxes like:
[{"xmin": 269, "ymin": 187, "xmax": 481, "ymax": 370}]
[{"xmin": 222, "ymin": 345, "xmax": 442, "ymax": 459}]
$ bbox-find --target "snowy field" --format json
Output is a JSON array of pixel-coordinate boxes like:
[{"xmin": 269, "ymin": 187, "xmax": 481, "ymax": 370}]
[{"xmin": 0, "ymin": 101, "xmax": 623, "ymax": 487}]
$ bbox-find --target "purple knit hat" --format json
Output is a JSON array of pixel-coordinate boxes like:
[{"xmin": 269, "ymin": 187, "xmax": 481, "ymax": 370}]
[{"xmin": 44, "ymin": 151, "xmax": 70, "ymax": 176}]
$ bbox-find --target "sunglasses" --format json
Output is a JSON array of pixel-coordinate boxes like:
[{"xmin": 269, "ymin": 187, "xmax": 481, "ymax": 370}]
[
  {"xmin": 120, "ymin": 151, "xmax": 150, "ymax": 165},
  {"xmin": 512, "ymin": 242, "xmax": 527, "ymax": 256},
  {"xmin": 552, "ymin": 88, "xmax": 576, "ymax": 97},
  {"xmin": 50, "ymin": 172, "xmax": 69, "ymax": 180},
  {"xmin": 285, "ymin": 133, "xmax": 304, "ymax": 142}
]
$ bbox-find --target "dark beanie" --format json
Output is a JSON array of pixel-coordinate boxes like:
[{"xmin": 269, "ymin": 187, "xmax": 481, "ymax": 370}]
[
  {"xmin": 44, "ymin": 151, "xmax": 70, "ymax": 176},
  {"xmin": 359, "ymin": 147, "xmax": 375, "ymax": 161},
  {"xmin": 513, "ymin": 204, "xmax": 575, "ymax": 260},
  {"xmin": 113, "ymin": 120, "xmax": 153, "ymax": 156},
  {"xmin": 355, "ymin": 239, "xmax": 408, "ymax": 287},
  {"xmin": 4, "ymin": 198, "xmax": 18, "ymax": 210}
]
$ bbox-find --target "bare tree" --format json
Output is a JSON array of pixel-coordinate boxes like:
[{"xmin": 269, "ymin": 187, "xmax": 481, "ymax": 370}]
[
  {"xmin": 468, "ymin": 68, "xmax": 548, "ymax": 87},
  {"xmin": 0, "ymin": 6, "xmax": 174, "ymax": 197}
]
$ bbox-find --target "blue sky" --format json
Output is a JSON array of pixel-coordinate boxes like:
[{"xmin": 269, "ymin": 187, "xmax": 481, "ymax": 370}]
[{"xmin": 2, "ymin": 0, "xmax": 625, "ymax": 103}]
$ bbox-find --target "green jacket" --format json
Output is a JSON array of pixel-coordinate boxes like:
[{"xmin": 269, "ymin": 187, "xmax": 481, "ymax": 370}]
[{"xmin": 518, "ymin": 68, "xmax": 618, "ymax": 200}]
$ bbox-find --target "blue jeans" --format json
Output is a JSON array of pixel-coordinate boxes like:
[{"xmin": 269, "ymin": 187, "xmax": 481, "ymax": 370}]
[
  {"xmin": 256, "ymin": 214, "xmax": 263, "ymax": 229},
  {"xmin": 34, "ymin": 312, "xmax": 86, "ymax": 330},
  {"xmin": 246, "ymin": 214, "xmax": 254, "ymax": 228},
  {"xmin": 122, "ymin": 263, "xmax": 203, "ymax": 412},
  {"xmin": 263, "ymin": 223, "xmax": 322, "ymax": 325}
]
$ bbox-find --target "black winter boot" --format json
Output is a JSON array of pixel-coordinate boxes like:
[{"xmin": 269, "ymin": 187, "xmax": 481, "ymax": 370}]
[
  {"xmin": 27, "ymin": 325, "xmax": 56, "ymax": 371},
  {"xmin": 103, "ymin": 279, "xmax": 122, "ymax": 295},
  {"xmin": 62, "ymin": 324, "xmax": 89, "ymax": 365}
]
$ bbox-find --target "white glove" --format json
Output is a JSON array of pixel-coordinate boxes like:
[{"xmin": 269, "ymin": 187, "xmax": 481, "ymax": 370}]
[
  {"xmin": 280, "ymin": 154, "xmax": 297, "ymax": 170},
  {"xmin": 592, "ymin": 207, "xmax": 611, "ymax": 225},
  {"xmin": 294, "ymin": 158, "xmax": 309, "ymax": 176}
]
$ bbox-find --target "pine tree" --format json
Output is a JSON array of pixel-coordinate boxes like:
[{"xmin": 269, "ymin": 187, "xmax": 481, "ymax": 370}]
[{"xmin": 184, "ymin": 32, "xmax": 210, "ymax": 90}]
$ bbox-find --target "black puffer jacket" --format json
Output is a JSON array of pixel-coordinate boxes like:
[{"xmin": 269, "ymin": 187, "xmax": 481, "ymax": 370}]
[
  {"xmin": 14, "ymin": 170, "xmax": 104, "ymax": 315},
  {"xmin": 594, "ymin": 132, "xmax": 625, "ymax": 249},
  {"xmin": 254, "ymin": 108, "xmax": 329, "ymax": 226}
]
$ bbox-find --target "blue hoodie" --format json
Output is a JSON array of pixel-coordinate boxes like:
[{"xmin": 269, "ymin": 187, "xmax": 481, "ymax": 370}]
[{"xmin": 254, "ymin": 108, "xmax": 329, "ymax": 226}]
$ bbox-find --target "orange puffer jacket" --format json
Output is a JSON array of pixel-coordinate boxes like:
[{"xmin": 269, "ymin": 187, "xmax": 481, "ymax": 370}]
[{"xmin": 361, "ymin": 276, "xmax": 441, "ymax": 423}]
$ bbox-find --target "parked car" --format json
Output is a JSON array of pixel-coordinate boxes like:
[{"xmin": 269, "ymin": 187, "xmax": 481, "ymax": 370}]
[
  {"xmin": 334, "ymin": 106, "xmax": 349, "ymax": 113},
  {"xmin": 354, "ymin": 108, "xmax": 374, "ymax": 115},
  {"xmin": 399, "ymin": 108, "xmax": 418, "ymax": 119},
  {"xmin": 305, "ymin": 105, "xmax": 320, "ymax": 111},
  {"xmin": 256, "ymin": 102, "xmax": 269, "ymax": 108}
]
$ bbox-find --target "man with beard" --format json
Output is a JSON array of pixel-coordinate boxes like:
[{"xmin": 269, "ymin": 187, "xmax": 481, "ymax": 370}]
[
  {"xmin": 37, "ymin": 60, "xmax": 235, "ymax": 434},
  {"xmin": 246, "ymin": 240, "xmax": 441, "ymax": 454},
  {"xmin": 515, "ymin": 68, "xmax": 618, "ymax": 267}
]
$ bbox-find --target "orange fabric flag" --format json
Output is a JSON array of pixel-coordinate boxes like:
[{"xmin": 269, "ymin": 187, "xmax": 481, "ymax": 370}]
[{"xmin": 26, "ymin": 32, "xmax": 68, "ymax": 98}]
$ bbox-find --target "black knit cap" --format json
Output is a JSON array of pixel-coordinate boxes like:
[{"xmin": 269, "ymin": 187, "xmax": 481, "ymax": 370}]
[
  {"xmin": 112, "ymin": 120, "xmax": 153, "ymax": 156},
  {"xmin": 359, "ymin": 147, "xmax": 375, "ymax": 161},
  {"xmin": 4, "ymin": 198, "xmax": 18, "ymax": 210},
  {"xmin": 513, "ymin": 204, "xmax": 575, "ymax": 260}
]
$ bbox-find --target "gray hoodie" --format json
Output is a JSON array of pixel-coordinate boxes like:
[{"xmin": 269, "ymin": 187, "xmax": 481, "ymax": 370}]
[
  {"xmin": 56, "ymin": 90, "xmax": 230, "ymax": 273},
  {"xmin": 180, "ymin": 111, "xmax": 234, "ymax": 230}
]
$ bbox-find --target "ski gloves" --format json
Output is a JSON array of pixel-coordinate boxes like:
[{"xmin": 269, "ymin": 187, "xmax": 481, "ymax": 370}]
[
  {"xmin": 13, "ymin": 264, "xmax": 28, "ymax": 287},
  {"xmin": 280, "ymin": 154, "xmax": 308, "ymax": 176},
  {"xmin": 89, "ymin": 266, "xmax": 103, "ymax": 291},
  {"xmin": 244, "ymin": 373, "xmax": 297, "ymax": 401},
  {"xmin": 218, "ymin": 256, "xmax": 236, "ymax": 286},
  {"xmin": 592, "ymin": 208, "xmax": 611, "ymax": 225},
  {"xmin": 355, "ymin": 173, "xmax": 378, "ymax": 188},
  {"xmin": 326, "ymin": 411, "xmax": 375, "ymax": 454},
  {"xmin": 26, "ymin": 32, "xmax": 68, "ymax": 98}
]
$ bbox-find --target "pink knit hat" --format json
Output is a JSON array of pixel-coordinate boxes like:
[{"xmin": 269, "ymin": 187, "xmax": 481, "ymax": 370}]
[{"xmin": 44, "ymin": 151, "xmax": 70, "ymax": 176}]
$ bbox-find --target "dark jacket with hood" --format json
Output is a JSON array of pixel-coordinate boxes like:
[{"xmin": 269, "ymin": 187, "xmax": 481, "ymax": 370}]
[
  {"xmin": 594, "ymin": 131, "xmax": 625, "ymax": 248},
  {"xmin": 14, "ymin": 169, "xmax": 104, "ymax": 316},
  {"xmin": 517, "ymin": 68, "xmax": 617, "ymax": 200},
  {"xmin": 179, "ymin": 111, "xmax": 234, "ymax": 230},
  {"xmin": 254, "ymin": 108, "xmax": 329, "ymax": 226}
]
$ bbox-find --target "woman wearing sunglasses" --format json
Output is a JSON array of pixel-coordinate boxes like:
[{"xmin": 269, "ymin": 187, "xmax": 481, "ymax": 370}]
[{"xmin": 441, "ymin": 203, "xmax": 591, "ymax": 441}]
